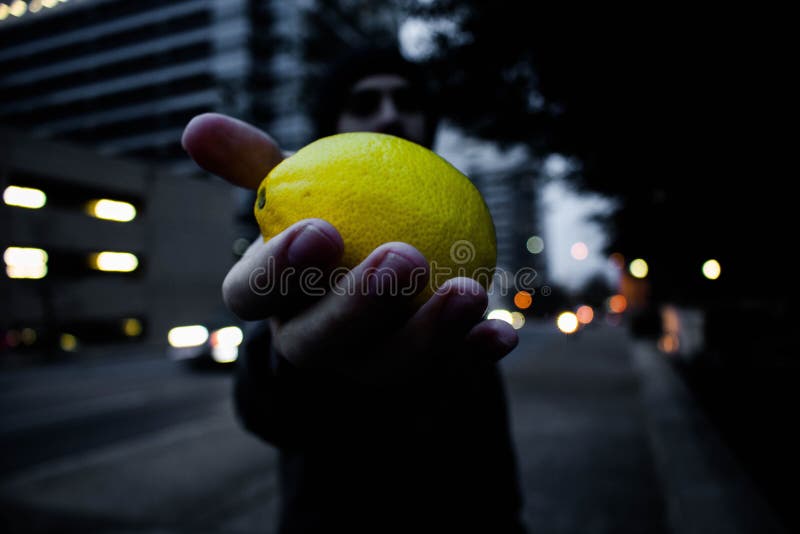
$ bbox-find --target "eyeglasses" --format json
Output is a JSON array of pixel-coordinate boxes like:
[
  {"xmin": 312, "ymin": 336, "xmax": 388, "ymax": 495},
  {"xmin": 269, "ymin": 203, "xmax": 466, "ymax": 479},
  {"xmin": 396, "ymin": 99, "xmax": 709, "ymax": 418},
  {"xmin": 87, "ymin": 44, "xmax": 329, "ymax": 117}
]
[{"xmin": 343, "ymin": 87, "xmax": 423, "ymax": 117}]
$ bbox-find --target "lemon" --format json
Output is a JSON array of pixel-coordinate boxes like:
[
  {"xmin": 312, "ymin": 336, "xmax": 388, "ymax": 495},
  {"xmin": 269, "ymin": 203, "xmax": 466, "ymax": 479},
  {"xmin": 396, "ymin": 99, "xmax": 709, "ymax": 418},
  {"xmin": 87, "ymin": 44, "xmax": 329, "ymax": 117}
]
[{"xmin": 254, "ymin": 132, "xmax": 496, "ymax": 299}]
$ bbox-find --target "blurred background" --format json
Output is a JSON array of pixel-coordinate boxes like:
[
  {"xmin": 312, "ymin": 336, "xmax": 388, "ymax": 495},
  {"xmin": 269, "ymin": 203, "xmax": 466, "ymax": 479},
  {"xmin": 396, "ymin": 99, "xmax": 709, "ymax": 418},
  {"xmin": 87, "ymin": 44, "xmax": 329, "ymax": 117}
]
[{"xmin": 0, "ymin": 1, "xmax": 795, "ymax": 533}]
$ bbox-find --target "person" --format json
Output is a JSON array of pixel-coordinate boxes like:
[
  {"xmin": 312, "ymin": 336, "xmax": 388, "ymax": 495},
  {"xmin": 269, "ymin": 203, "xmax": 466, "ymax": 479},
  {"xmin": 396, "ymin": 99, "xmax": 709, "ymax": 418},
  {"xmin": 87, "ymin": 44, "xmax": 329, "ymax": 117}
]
[{"xmin": 182, "ymin": 46, "xmax": 527, "ymax": 533}]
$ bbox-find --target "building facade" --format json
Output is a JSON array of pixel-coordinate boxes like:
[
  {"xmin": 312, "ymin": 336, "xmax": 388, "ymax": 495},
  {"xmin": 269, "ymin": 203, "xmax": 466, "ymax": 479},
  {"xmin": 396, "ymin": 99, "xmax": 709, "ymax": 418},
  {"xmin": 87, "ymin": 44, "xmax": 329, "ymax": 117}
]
[
  {"xmin": 1, "ymin": 127, "xmax": 236, "ymax": 352},
  {"xmin": 0, "ymin": 0, "xmax": 311, "ymax": 175},
  {"xmin": 1, "ymin": 0, "xmax": 546, "ymax": 356}
]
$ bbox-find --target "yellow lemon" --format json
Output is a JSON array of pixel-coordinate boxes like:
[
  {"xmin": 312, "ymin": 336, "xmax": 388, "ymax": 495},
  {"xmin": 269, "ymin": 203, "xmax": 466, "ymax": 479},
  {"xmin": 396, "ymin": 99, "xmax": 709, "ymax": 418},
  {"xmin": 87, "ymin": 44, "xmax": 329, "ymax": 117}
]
[{"xmin": 254, "ymin": 132, "xmax": 496, "ymax": 299}]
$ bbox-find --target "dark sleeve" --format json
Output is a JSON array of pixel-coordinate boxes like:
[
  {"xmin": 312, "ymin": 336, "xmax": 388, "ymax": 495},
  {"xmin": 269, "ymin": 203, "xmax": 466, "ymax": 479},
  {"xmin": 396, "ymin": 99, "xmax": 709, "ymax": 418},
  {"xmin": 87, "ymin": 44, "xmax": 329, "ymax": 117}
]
[
  {"xmin": 233, "ymin": 320, "xmax": 325, "ymax": 450},
  {"xmin": 232, "ymin": 320, "xmax": 428, "ymax": 451}
]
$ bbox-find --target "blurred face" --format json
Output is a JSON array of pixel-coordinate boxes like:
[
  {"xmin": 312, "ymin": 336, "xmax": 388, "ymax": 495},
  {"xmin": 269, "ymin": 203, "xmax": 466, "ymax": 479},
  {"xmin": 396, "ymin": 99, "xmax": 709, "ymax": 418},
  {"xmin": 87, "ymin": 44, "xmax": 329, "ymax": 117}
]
[{"xmin": 336, "ymin": 74, "xmax": 427, "ymax": 146}]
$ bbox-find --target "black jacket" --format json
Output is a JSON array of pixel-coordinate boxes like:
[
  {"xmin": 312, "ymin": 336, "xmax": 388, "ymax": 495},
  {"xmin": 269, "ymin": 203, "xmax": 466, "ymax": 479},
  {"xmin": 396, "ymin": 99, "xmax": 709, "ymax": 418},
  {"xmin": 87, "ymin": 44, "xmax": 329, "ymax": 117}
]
[{"xmin": 234, "ymin": 321, "xmax": 527, "ymax": 533}]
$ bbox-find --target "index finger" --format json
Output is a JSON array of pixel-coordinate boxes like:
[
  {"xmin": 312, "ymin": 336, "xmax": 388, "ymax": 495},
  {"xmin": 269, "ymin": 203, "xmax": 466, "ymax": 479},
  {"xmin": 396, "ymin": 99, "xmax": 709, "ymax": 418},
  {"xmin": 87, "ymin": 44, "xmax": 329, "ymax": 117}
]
[{"xmin": 181, "ymin": 113, "xmax": 285, "ymax": 190}]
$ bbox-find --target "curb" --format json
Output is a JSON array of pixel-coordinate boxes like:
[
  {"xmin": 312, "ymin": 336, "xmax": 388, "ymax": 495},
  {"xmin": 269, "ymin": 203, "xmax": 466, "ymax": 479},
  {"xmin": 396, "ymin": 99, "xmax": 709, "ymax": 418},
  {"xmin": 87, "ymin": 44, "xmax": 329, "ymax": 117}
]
[{"xmin": 631, "ymin": 341, "xmax": 788, "ymax": 534}]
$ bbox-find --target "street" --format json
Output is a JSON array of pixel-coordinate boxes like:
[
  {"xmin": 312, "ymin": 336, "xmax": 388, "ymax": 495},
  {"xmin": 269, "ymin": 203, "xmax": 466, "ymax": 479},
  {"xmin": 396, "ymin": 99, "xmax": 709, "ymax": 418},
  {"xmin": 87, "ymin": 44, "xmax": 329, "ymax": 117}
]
[
  {"xmin": 0, "ymin": 321, "xmax": 791, "ymax": 533},
  {"xmin": 0, "ymin": 352, "xmax": 280, "ymax": 533}
]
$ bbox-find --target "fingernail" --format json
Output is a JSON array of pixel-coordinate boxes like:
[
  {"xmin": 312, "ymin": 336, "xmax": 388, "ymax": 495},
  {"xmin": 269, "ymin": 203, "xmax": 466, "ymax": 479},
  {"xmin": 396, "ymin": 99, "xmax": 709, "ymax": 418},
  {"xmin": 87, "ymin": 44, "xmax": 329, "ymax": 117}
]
[
  {"xmin": 287, "ymin": 224, "xmax": 341, "ymax": 267},
  {"xmin": 367, "ymin": 251, "xmax": 418, "ymax": 296}
]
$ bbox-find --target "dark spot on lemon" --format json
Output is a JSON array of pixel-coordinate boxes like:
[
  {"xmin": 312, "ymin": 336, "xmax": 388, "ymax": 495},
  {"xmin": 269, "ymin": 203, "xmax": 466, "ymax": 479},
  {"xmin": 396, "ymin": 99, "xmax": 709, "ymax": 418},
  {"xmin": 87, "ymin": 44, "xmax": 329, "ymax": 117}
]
[{"xmin": 257, "ymin": 187, "xmax": 266, "ymax": 209}]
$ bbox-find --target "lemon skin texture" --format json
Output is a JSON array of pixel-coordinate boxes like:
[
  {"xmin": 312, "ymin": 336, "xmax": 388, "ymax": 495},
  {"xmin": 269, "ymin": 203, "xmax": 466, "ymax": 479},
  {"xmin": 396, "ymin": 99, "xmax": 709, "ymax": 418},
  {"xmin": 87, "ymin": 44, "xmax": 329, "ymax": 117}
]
[{"xmin": 254, "ymin": 132, "xmax": 496, "ymax": 300}]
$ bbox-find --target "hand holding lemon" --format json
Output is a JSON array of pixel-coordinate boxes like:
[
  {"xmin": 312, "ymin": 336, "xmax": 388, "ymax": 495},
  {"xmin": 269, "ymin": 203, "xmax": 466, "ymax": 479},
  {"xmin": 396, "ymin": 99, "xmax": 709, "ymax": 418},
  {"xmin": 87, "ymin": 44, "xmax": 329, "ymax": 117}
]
[{"xmin": 182, "ymin": 113, "xmax": 517, "ymax": 383}]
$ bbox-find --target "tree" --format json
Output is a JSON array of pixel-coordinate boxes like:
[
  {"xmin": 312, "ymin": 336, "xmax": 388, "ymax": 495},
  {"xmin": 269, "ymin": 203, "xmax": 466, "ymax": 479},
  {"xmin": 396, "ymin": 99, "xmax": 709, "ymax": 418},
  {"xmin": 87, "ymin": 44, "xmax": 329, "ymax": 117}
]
[{"xmin": 298, "ymin": 1, "xmax": 792, "ymax": 307}]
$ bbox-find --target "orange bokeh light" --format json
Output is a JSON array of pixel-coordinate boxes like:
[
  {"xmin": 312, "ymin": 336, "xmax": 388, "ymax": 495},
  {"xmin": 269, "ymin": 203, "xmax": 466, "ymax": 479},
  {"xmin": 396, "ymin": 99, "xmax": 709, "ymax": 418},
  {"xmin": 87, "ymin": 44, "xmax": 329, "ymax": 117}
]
[
  {"xmin": 658, "ymin": 333, "xmax": 680, "ymax": 354},
  {"xmin": 608, "ymin": 294, "xmax": 628, "ymax": 314},
  {"xmin": 576, "ymin": 305, "xmax": 594, "ymax": 324},
  {"xmin": 513, "ymin": 291, "xmax": 533, "ymax": 309}
]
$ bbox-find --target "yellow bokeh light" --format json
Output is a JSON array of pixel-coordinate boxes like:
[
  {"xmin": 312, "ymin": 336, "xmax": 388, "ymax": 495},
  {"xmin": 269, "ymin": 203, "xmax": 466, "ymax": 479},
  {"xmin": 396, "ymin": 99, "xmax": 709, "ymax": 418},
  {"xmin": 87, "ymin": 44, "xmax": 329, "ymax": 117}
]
[
  {"xmin": 85, "ymin": 199, "xmax": 137, "ymax": 222},
  {"xmin": 3, "ymin": 185, "xmax": 46, "ymax": 209},
  {"xmin": 60, "ymin": 333, "xmax": 78, "ymax": 352},
  {"xmin": 9, "ymin": 0, "xmax": 26, "ymax": 17},
  {"xmin": 570, "ymin": 242, "xmax": 589, "ymax": 260},
  {"xmin": 89, "ymin": 251, "xmax": 139, "ymax": 272},
  {"xmin": 702, "ymin": 259, "xmax": 721, "ymax": 280},
  {"xmin": 29, "ymin": 0, "xmax": 40, "ymax": 12},
  {"xmin": 0, "ymin": 5, "xmax": 10, "ymax": 21},
  {"xmin": 122, "ymin": 318, "xmax": 143, "ymax": 337},
  {"xmin": 510, "ymin": 311, "xmax": 526, "ymax": 330},
  {"xmin": 629, "ymin": 258, "xmax": 649, "ymax": 279},
  {"xmin": 576, "ymin": 305, "xmax": 594, "ymax": 325},
  {"xmin": 556, "ymin": 311, "xmax": 579, "ymax": 334},
  {"xmin": 487, "ymin": 309, "xmax": 514, "ymax": 325}
]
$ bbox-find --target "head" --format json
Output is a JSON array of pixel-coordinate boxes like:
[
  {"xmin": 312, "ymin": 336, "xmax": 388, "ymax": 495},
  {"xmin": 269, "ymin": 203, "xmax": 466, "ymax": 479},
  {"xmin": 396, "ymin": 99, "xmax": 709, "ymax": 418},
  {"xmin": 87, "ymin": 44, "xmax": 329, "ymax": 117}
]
[{"xmin": 310, "ymin": 47, "xmax": 439, "ymax": 148}]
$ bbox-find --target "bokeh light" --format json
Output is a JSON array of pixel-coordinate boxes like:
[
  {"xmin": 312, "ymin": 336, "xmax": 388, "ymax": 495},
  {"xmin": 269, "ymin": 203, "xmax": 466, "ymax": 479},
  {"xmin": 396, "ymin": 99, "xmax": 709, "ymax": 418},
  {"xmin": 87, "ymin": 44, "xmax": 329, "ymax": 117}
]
[
  {"xmin": 85, "ymin": 199, "xmax": 137, "ymax": 222},
  {"xmin": 629, "ymin": 258, "xmax": 649, "ymax": 279},
  {"xmin": 526, "ymin": 236, "xmax": 544, "ymax": 254},
  {"xmin": 576, "ymin": 305, "xmax": 594, "ymax": 325},
  {"xmin": 556, "ymin": 311, "xmax": 579, "ymax": 334},
  {"xmin": 658, "ymin": 333, "xmax": 680, "ymax": 354},
  {"xmin": 4, "ymin": 246, "xmax": 48, "ymax": 279},
  {"xmin": 89, "ymin": 251, "xmax": 139, "ymax": 272},
  {"xmin": 3, "ymin": 185, "xmax": 46, "ymax": 209},
  {"xmin": 702, "ymin": 259, "xmax": 721, "ymax": 280},
  {"xmin": 608, "ymin": 294, "xmax": 628, "ymax": 314},
  {"xmin": 59, "ymin": 333, "xmax": 78, "ymax": 352},
  {"xmin": 122, "ymin": 318, "xmax": 143, "ymax": 337},
  {"xmin": 570, "ymin": 241, "xmax": 589, "ymax": 260},
  {"xmin": 510, "ymin": 311, "xmax": 526, "ymax": 330},
  {"xmin": 487, "ymin": 309, "xmax": 514, "ymax": 325},
  {"xmin": 167, "ymin": 325, "xmax": 208, "ymax": 348},
  {"xmin": 513, "ymin": 290, "xmax": 532, "ymax": 309},
  {"xmin": 9, "ymin": 1, "xmax": 26, "ymax": 17}
]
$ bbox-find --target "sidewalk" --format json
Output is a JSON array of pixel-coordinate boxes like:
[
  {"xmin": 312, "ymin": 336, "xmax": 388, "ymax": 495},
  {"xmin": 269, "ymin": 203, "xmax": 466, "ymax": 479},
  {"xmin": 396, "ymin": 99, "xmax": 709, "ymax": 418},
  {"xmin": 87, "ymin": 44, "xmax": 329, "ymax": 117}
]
[{"xmin": 501, "ymin": 321, "xmax": 788, "ymax": 534}]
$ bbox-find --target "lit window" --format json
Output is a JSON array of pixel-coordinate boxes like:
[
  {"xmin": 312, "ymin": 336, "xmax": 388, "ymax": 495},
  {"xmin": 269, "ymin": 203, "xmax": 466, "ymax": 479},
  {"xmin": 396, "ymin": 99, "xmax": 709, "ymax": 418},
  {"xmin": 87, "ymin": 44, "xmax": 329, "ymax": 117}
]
[
  {"xmin": 85, "ymin": 199, "xmax": 137, "ymax": 222},
  {"xmin": 4, "ymin": 246, "xmax": 48, "ymax": 279},
  {"xmin": 89, "ymin": 252, "xmax": 139, "ymax": 272},
  {"xmin": 3, "ymin": 185, "xmax": 46, "ymax": 209}
]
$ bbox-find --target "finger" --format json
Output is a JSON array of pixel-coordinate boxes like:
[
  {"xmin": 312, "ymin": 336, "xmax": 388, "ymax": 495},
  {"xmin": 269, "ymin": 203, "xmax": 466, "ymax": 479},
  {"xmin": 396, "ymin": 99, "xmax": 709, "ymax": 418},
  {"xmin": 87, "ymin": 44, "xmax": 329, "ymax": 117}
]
[
  {"xmin": 223, "ymin": 218, "xmax": 344, "ymax": 320},
  {"xmin": 273, "ymin": 242, "xmax": 430, "ymax": 368},
  {"xmin": 403, "ymin": 277, "xmax": 489, "ymax": 351},
  {"xmin": 182, "ymin": 113, "xmax": 284, "ymax": 190},
  {"xmin": 464, "ymin": 319, "xmax": 519, "ymax": 362}
]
